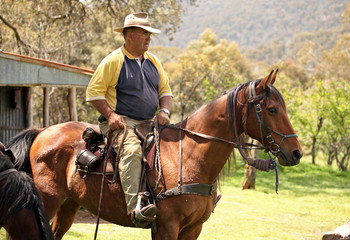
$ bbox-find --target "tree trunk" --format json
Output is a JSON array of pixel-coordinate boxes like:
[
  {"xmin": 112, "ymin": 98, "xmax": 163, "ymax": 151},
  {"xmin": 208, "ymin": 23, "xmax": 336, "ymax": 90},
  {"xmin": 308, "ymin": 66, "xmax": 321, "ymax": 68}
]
[
  {"xmin": 242, "ymin": 164, "xmax": 256, "ymax": 189},
  {"xmin": 312, "ymin": 116, "xmax": 324, "ymax": 165},
  {"xmin": 242, "ymin": 139, "xmax": 260, "ymax": 190},
  {"xmin": 311, "ymin": 136, "xmax": 316, "ymax": 164}
]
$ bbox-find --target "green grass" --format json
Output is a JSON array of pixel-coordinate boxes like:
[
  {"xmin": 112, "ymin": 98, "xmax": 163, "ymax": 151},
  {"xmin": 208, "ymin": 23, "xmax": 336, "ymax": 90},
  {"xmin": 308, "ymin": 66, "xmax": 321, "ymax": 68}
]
[{"xmin": 1, "ymin": 162, "xmax": 349, "ymax": 239}]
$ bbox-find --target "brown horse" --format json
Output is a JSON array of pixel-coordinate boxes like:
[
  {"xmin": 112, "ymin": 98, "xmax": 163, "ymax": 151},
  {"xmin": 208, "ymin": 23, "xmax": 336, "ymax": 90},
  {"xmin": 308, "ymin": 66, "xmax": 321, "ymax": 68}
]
[
  {"xmin": 7, "ymin": 70, "xmax": 302, "ymax": 239},
  {"xmin": 0, "ymin": 143, "xmax": 53, "ymax": 240}
]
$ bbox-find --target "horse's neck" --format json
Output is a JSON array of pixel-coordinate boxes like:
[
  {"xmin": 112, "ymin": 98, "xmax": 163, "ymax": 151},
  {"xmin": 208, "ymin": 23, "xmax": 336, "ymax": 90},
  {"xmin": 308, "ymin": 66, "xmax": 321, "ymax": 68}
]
[{"xmin": 180, "ymin": 95, "xmax": 242, "ymax": 183}]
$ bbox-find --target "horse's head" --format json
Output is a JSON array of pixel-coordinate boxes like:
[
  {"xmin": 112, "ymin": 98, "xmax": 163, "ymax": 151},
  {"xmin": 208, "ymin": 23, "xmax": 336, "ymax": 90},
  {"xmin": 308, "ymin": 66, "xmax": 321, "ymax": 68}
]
[{"xmin": 239, "ymin": 70, "xmax": 303, "ymax": 166}]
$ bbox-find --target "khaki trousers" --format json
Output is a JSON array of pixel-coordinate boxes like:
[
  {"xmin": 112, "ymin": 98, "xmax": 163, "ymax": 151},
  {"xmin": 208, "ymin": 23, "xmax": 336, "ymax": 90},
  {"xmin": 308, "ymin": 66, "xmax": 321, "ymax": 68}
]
[{"xmin": 99, "ymin": 116, "xmax": 147, "ymax": 215}]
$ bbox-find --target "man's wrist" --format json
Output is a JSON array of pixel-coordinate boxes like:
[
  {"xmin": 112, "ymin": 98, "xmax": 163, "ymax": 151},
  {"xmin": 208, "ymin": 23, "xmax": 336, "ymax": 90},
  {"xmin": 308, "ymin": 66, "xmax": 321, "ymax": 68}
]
[
  {"xmin": 106, "ymin": 110, "xmax": 115, "ymax": 120},
  {"xmin": 159, "ymin": 108, "xmax": 170, "ymax": 115}
]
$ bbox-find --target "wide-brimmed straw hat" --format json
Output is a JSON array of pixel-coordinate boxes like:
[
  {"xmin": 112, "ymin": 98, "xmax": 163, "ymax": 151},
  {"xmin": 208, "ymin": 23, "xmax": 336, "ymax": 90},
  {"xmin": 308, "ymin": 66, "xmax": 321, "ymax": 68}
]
[{"xmin": 113, "ymin": 12, "xmax": 161, "ymax": 34}]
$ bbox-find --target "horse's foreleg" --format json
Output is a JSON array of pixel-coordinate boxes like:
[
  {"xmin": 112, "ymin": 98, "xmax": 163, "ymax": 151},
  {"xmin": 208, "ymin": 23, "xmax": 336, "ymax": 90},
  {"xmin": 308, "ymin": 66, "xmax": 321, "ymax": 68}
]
[
  {"xmin": 153, "ymin": 222, "xmax": 203, "ymax": 240},
  {"xmin": 51, "ymin": 198, "xmax": 80, "ymax": 240},
  {"xmin": 178, "ymin": 224, "xmax": 203, "ymax": 240},
  {"xmin": 152, "ymin": 221, "xmax": 180, "ymax": 240}
]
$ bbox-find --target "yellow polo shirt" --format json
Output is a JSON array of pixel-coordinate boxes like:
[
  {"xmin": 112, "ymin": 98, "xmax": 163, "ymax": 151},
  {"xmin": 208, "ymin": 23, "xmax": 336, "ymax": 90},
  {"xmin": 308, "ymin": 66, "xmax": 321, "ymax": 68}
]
[{"xmin": 86, "ymin": 46, "xmax": 172, "ymax": 120}]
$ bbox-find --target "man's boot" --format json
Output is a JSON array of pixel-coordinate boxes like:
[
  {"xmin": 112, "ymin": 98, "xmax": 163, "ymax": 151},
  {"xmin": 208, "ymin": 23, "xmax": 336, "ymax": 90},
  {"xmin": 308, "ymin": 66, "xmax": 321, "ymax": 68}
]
[{"xmin": 131, "ymin": 192, "xmax": 157, "ymax": 228}]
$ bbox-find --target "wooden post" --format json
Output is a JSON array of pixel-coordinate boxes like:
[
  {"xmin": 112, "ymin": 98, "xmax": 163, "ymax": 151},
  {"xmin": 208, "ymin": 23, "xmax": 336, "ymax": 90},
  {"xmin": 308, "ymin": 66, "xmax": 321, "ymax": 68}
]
[
  {"xmin": 25, "ymin": 87, "xmax": 33, "ymax": 128},
  {"xmin": 43, "ymin": 87, "xmax": 50, "ymax": 127},
  {"xmin": 67, "ymin": 87, "xmax": 78, "ymax": 121}
]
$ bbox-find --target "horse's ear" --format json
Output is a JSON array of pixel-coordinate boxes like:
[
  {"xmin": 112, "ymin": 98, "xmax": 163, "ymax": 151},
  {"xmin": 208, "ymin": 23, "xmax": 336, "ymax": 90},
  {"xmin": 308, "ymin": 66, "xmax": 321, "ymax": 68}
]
[
  {"xmin": 270, "ymin": 69, "xmax": 278, "ymax": 85},
  {"xmin": 256, "ymin": 70, "xmax": 274, "ymax": 93}
]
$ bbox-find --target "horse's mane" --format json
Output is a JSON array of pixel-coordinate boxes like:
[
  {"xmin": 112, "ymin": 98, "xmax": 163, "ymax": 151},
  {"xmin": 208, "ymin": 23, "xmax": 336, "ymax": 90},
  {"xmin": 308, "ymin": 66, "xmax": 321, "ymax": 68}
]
[
  {"xmin": 0, "ymin": 154, "xmax": 14, "ymax": 171},
  {"xmin": 6, "ymin": 128, "xmax": 42, "ymax": 173},
  {"xmin": 0, "ymin": 154, "xmax": 53, "ymax": 239}
]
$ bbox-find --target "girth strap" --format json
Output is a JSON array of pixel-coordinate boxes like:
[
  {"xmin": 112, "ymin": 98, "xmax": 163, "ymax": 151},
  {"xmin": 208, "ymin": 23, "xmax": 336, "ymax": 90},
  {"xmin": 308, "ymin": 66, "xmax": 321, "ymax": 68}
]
[{"xmin": 156, "ymin": 181, "xmax": 217, "ymax": 202}]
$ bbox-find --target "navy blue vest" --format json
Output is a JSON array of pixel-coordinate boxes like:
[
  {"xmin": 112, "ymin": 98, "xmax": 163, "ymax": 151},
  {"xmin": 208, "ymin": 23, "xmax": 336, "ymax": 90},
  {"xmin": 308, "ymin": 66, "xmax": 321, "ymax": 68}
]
[{"xmin": 115, "ymin": 56, "xmax": 159, "ymax": 120}]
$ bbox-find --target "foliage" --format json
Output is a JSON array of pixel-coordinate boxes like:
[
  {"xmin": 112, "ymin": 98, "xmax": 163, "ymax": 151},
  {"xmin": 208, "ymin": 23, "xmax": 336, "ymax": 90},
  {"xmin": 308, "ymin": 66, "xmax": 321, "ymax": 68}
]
[
  {"xmin": 0, "ymin": 0, "xmax": 197, "ymax": 66},
  {"xmin": 275, "ymin": 66, "xmax": 350, "ymax": 171},
  {"xmin": 165, "ymin": 29, "xmax": 252, "ymax": 121},
  {"xmin": 317, "ymin": 33, "xmax": 350, "ymax": 83},
  {"xmin": 1, "ymin": 1, "xmax": 350, "ymax": 170},
  {"xmin": 0, "ymin": 0, "xmax": 198, "ymax": 126},
  {"xmin": 320, "ymin": 80, "xmax": 350, "ymax": 171}
]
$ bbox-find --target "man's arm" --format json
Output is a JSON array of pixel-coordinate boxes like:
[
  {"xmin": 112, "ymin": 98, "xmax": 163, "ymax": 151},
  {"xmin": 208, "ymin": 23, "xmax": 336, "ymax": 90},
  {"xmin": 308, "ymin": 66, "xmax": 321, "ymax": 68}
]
[
  {"xmin": 154, "ymin": 96, "xmax": 173, "ymax": 125},
  {"xmin": 90, "ymin": 100, "xmax": 125, "ymax": 130}
]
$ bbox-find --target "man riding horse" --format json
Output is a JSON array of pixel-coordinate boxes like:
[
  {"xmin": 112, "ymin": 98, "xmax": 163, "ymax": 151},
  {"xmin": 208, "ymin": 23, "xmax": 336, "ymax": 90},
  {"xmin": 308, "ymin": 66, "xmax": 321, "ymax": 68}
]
[{"xmin": 86, "ymin": 12, "xmax": 173, "ymax": 227}]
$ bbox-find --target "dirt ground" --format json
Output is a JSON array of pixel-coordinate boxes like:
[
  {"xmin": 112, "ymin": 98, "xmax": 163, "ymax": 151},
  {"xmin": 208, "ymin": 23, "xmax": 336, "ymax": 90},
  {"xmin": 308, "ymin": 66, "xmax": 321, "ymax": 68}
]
[{"xmin": 74, "ymin": 208, "xmax": 110, "ymax": 224}]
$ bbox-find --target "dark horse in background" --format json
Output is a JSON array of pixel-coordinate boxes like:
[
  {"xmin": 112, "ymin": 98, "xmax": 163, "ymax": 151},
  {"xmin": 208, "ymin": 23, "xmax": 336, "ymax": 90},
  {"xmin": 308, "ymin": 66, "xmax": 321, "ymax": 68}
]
[
  {"xmin": 0, "ymin": 143, "xmax": 53, "ymax": 240},
  {"xmin": 7, "ymin": 70, "xmax": 302, "ymax": 239}
]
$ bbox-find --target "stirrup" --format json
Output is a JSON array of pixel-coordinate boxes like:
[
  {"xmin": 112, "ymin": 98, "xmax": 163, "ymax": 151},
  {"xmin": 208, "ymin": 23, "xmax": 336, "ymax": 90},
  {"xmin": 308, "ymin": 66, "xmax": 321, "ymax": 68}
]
[
  {"xmin": 132, "ymin": 192, "xmax": 157, "ymax": 228},
  {"xmin": 135, "ymin": 204, "xmax": 157, "ymax": 221}
]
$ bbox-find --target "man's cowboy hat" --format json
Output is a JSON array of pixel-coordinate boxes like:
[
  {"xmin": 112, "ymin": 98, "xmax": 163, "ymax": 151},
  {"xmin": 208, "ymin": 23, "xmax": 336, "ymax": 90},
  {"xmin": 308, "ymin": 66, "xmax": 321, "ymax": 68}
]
[{"xmin": 113, "ymin": 12, "xmax": 161, "ymax": 34}]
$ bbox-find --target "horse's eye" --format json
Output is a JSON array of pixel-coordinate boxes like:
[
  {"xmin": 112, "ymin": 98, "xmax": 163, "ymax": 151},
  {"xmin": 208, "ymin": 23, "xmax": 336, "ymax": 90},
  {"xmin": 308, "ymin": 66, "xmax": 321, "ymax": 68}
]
[{"xmin": 268, "ymin": 108, "xmax": 277, "ymax": 114}]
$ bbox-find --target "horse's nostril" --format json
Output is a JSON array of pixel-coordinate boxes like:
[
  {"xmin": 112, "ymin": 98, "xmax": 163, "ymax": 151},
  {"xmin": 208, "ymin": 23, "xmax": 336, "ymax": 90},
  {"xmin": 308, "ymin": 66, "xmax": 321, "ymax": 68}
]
[{"xmin": 293, "ymin": 149, "xmax": 302, "ymax": 159}]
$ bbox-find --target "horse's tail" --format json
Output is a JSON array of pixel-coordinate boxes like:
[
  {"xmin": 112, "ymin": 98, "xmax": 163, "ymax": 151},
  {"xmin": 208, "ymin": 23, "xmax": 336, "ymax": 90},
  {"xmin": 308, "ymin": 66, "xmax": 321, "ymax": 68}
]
[
  {"xmin": 0, "ymin": 170, "xmax": 54, "ymax": 239},
  {"xmin": 29, "ymin": 173, "xmax": 54, "ymax": 240},
  {"xmin": 6, "ymin": 128, "xmax": 42, "ymax": 174}
]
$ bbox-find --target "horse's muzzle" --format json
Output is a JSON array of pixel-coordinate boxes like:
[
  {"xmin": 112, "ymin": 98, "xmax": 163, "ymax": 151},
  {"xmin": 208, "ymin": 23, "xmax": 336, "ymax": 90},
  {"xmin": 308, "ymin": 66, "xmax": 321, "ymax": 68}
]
[{"xmin": 277, "ymin": 149, "xmax": 302, "ymax": 166}]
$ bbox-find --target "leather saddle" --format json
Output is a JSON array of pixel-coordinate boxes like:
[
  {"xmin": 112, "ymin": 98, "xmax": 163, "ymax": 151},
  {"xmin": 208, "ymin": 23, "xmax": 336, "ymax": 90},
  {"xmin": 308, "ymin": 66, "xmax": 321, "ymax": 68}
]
[
  {"xmin": 76, "ymin": 124, "xmax": 158, "ymax": 228},
  {"xmin": 134, "ymin": 121, "xmax": 157, "ymax": 168},
  {"xmin": 76, "ymin": 122, "xmax": 156, "ymax": 174}
]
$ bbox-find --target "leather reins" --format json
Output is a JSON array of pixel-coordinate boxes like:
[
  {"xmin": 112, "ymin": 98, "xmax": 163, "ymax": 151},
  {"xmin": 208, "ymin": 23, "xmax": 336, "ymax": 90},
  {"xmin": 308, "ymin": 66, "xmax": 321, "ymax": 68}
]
[{"xmin": 94, "ymin": 127, "xmax": 127, "ymax": 240}]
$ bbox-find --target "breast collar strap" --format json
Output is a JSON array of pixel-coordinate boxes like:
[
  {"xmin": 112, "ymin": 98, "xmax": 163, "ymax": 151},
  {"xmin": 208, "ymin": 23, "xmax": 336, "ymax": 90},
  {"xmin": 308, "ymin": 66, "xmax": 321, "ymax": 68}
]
[{"xmin": 155, "ymin": 181, "xmax": 217, "ymax": 202}]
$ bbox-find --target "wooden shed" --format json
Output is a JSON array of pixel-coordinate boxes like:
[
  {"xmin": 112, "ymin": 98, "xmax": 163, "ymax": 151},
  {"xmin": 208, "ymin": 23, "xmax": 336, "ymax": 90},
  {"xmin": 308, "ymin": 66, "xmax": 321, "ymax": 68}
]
[{"xmin": 0, "ymin": 50, "xmax": 94, "ymax": 144}]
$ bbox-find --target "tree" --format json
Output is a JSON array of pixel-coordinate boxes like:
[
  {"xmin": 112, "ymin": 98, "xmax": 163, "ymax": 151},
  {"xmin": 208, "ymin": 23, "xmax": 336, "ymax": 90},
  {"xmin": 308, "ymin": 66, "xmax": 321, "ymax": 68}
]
[
  {"xmin": 340, "ymin": 2, "xmax": 350, "ymax": 34},
  {"xmin": 316, "ymin": 34, "xmax": 350, "ymax": 84},
  {"xmin": 283, "ymin": 80, "xmax": 326, "ymax": 165},
  {"xmin": 0, "ymin": 0, "xmax": 197, "ymax": 126},
  {"xmin": 166, "ymin": 29, "xmax": 253, "ymax": 121},
  {"xmin": 321, "ymin": 80, "xmax": 350, "ymax": 171},
  {"xmin": 0, "ymin": 0, "xmax": 197, "ymax": 66}
]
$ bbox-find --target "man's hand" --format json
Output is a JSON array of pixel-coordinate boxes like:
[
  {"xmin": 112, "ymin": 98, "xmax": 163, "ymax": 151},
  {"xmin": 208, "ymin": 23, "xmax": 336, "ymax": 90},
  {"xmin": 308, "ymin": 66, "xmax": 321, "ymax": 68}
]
[
  {"xmin": 154, "ymin": 111, "xmax": 170, "ymax": 126},
  {"xmin": 107, "ymin": 112, "xmax": 126, "ymax": 130},
  {"xmin": 156, "ymin": 96, "xmax": 172, "ymax": 125},
  {"xmin": 90, "ymin": 100, "xmax": 126, "ymax": 131}
]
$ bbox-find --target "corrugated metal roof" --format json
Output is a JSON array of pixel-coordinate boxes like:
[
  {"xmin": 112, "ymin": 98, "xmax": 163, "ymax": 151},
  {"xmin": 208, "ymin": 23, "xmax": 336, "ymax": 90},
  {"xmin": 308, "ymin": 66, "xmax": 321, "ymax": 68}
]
[{"xmin": 0, "ymin": 50, "xmax": 95, "ymax": 87}]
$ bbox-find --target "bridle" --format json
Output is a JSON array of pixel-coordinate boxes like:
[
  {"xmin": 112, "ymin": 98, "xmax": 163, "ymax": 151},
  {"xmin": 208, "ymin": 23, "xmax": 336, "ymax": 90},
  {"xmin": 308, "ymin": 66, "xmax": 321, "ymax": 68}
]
[
  {"xmin": 236, "ymin": 82, "xmax": 298, "ymax": 191},
  {"xmin": 232, "ymin": 82, "xmax": 298, "ymax": 166},
  {"xmin": 162, "ymin": 80, "xmax": 298, "ymax": 193},
  {"xmin": 246, "ymin": 81, "xmax": 298, "ymax": 155}
]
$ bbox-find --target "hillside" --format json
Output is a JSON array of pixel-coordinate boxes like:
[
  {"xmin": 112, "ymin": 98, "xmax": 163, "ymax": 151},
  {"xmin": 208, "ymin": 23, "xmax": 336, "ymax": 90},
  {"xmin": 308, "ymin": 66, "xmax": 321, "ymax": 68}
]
[{"xmin": 154, "ymin": 0, "xmax": 348, "ymax": 55}]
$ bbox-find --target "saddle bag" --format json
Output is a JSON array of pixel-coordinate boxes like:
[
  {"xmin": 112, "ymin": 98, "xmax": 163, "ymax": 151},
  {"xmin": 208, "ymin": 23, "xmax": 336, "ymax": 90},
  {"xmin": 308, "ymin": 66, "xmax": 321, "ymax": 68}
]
[
  {"xmin": 76, "ymin": 149, "xmax": 100, "ymax": 172},
  {"xmin": 75, "ymin": 127, "xmax": 105, "ymax": 172}
]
